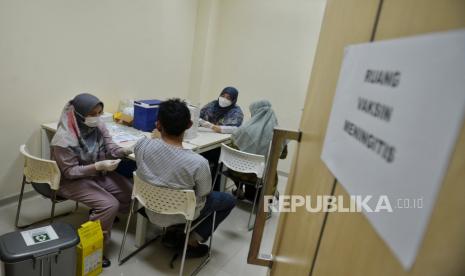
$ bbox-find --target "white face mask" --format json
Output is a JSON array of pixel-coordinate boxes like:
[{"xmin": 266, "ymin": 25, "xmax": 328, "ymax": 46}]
[
  {"xmin": 84, "ymin": 116, "xmax": 100, "ymax": 128},
  {"xmin": 218, "ymin": 96, "xmax": 232, "ymax": 108}
]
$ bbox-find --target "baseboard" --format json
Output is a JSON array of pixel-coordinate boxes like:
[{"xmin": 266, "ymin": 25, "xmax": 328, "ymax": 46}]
[
  {"xmin": 277, "ymin": 170, "xmax": 289, "ymax": 177},
  {"xmin": 0, "ymin": 190, "xmax": 37, "ymax": 207}
]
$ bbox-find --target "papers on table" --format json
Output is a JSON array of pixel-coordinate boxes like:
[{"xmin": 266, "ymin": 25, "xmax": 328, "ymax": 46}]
[
  {"xmin": 112, "ymin": 133, "xmax": 140, "ymax": 144},
  {"xmin": 198, "ymin": 127, "xmax": 214, "ymax": 133}
]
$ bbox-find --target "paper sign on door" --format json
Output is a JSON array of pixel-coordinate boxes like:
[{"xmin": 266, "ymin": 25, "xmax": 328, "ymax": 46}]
[{"xmin": 321, "ymin": 30, "xmax": 465, "ymax": 270}]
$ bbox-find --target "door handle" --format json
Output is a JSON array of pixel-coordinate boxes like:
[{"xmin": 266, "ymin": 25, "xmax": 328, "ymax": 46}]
[{"xmin": 247, "ymin": 127, "xmax": 302, "ymax": 268}]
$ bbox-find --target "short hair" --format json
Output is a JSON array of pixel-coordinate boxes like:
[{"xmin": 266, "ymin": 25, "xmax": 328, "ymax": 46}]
[{"xmin": 158, "ymin": 98, "xmax": 191, "ymax": 136}]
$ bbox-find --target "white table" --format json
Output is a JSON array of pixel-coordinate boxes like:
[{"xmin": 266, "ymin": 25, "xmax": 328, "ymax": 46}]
[
  {"xmin": 40, "ymin": 121, "xmax": 231, "ymax": 246},
  {"xmin": 40, "ymin": 122, "xmax": 210, "ymax": 158},
  {"xmin": 41, "ymin": 122, "xmax": 230, "ymax": 155}
]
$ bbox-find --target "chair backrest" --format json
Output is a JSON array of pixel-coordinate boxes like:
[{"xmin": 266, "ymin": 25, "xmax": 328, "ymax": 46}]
[
  {"xmin": 132, "ymin": 173, "xmax": 197, "ymax": 221},
  {"xmin": 19, "ymin": 145, "xmax": 61, "ymax": 190},
  {"xmin": 218, "ymin": 143, "xmax": 266, "ymax": 178}
]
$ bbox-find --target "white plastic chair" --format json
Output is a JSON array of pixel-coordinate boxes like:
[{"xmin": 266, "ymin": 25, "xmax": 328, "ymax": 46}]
[
  {"xmin": 15, "ymin": 145, "xmax": 78, "ymax": 228},
  {"xmin": 213, "ymin": 143, "xmax": 265, "ymax": 230},
  {"xmin": 118, "ymin": 173, "xmax": 216, "ymax": 276}
]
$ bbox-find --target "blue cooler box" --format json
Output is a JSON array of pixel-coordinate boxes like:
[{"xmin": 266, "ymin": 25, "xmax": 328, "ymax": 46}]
[{"xmin": 133, "ymin": 100, "xmax": 162, "ymax": 132}]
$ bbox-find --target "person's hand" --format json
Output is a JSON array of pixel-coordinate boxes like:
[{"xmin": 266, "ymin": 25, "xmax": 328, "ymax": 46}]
[
  {"xmin": 211, "ymin": 125, "xmax": 222, "ymax": 133},
  {"xmin": 199, "ymin": 119, "xmax": 213, "ymax": 129},
  {"xmin": 122, "ymin": 147, "xmax": 133, "ymax": 156},
  {"xmin": 95, "ymin": 159, "xmax": 121, "ymax": 172}
]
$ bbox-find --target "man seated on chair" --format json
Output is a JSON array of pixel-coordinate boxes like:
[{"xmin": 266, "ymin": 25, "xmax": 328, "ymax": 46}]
[{"xmin": 134, "ymin": 98, "xmax": 236, "ymax": 257}]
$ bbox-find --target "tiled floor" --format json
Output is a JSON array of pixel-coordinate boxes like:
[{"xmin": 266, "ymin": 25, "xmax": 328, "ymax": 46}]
[{"xmin": 0, "ymin": 176, "xmax": 287, "ymax": 276}]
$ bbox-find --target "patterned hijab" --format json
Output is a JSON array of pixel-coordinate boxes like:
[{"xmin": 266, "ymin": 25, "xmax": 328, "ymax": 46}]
[
  {"xmin": 51, "ymin": 93, "xmax": 104, "ymax": 163},
  {"xmin": 232, "ymin": 100, "xmax": 278, "ymax": 156},
  {"xmin": 200, "ymin": 87, "xmax": 244, "ymax": 126}
]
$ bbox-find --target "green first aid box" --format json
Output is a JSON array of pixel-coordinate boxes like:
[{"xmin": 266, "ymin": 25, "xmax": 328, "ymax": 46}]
[{"xmin": 0, "ymin": 223, "xmax": 79, "ymax": 276}]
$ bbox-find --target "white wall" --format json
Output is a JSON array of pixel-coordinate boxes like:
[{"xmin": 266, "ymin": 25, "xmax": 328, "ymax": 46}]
[
  {"xmin": 190, "ymin": 0, "xmax": 326, "ymax": 173},
  {"xmin": 0, "ymin": 0, "xmax": 198, "ymax": 200},
  {"xmin": 0, "ymin": 0, "xmax": 326, "ymax": 201}
]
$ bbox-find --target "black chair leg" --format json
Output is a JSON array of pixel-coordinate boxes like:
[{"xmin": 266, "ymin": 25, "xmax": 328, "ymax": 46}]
[
  {"xmin": 50, "ymin": 191, "xmax": 57, "ymax": 223},
  {"xmin": 16, "ymin": 181, "xmax": 75, "ymax": 229},
  {"xmin": 212, "ymin": 163, "xmax": 223, "ymax": 192},
  {"xmin": 248, "ymin": 179, "xmax": 262, "ymax": 231},
  {"xmin": 14, "ymin": 177, "xmax": 27, "ymax": 228}
]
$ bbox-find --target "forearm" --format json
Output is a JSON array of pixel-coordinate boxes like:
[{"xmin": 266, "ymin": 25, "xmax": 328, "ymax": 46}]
[
  {"xmin": 99, "ymin": 124, "xmax": 126, "ymax": 158},
  {"xmin": 52, "ymin": 146, "xmax": 98, "ymax": 179},
  {"xmin": 63, "ymin": 164, "xmax": 98, "ymax": 179},
  {"xmin": 106, "ymin": 145, "xmax": 126, "ymax": 159},
  {"xmin": 212, "ymin": 125, "xmax": 237, "ymax": 134}
]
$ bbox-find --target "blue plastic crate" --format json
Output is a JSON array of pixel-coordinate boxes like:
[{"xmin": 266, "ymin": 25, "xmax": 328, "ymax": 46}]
[{"xmin": 133, "ymin": 99, "xmax": 162, "ymax": 132}]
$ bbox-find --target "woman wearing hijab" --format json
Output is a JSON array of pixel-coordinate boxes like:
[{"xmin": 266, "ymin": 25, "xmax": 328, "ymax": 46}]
[
  {"xmin": 51, "ymin": 93, "xmax": 133, "ymax": 268},
  {"xmin": 200, "ymin": 87, "xmax": 244, "ymax": 189},
  {"xmin": 233, "ymin": 100, "xmax": 279, "ymax": 156},
  {"xmin": 199, "ymin": 86, "xmax": 244, "ymax": 134},
  {"xmin": 229, "ymin": 100, "xmax": 287, "ymax": 201}
]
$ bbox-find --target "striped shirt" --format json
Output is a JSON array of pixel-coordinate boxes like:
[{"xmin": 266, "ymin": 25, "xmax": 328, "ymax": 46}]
[{"xmin": 134, "ymin": 137, "xmax": 212, "ymax": 226}]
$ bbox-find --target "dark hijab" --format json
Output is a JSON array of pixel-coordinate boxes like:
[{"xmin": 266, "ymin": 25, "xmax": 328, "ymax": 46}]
[
  {"xmin": 71, "ymin": 93, "xmax": 104, "ymax": 118},
  {"xmin": 200, "ymin": 87, "xmax": 244, "ymax": 126},
  {"xmin": 71, "ymin": 93, "xmax": 104, "ymax": 150}
]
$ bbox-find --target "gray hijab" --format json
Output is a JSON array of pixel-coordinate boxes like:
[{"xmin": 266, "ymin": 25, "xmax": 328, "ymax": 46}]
[
  {"xmin": 51, "ymin": 93, "xmax": 104, "ymax": 163},
  {"xmin": 72, "ymin": 93, "xmax": 103, "ymax": 119},
  {"xmin": 232, "ymin": 100, "xmax": 278, "ymax": 156}
]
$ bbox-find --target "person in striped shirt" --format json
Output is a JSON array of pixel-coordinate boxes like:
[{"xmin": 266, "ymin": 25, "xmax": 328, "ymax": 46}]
[{"xmin": 134, "ymin": 98, "xmax": 236, "ymax": 257}]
